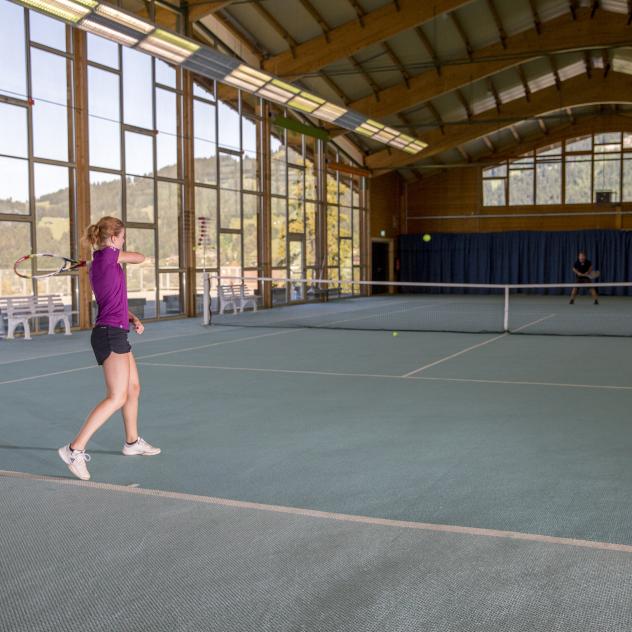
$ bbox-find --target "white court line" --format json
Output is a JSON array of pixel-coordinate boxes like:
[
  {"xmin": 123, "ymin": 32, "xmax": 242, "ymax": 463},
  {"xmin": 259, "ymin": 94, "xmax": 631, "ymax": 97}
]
[
  {"xmin": 0, "ymin": 330, "xmax": 299, "ymax": 386},
  {"xmin": 0, "ymin": 364, "xmax": 97, "ymax": 386},
  {"xmin": 0, "ymin": 328, "xmax": 229, "ymax": 366},
  {"xmin": 402, "ymin": 334, "xmax": 508, "ymax": 378},
  {"xmin": 135, "ymin": 329, "xmax": 299, "ymax": 361},
  {"xmin": 2, "ymin": 469, "xmax": 631, "ymax": 554},
  {"xmin": 137, "ymin": 361, "xmax": 632, "ymax": 391},
  {"xmin": 402, "ymin": 313, "xmax": 557, "ymax": 378},
  {"xmin": 512, "ymin": 313, "xmax": 556, "ymax": 333},
  {"xmin": 138, "ymin": 361, "xmax": 398, "ymax": 380},
  {"xmin": 413, "ymin": 376, "xmax": 632, "ymax": 391}
]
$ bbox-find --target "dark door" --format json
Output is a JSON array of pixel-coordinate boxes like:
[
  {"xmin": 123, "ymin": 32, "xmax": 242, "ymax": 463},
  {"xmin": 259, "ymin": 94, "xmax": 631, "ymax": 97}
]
[{"xmin": 371, "ymin": 242, "xmax": 389, "ymax": 294}]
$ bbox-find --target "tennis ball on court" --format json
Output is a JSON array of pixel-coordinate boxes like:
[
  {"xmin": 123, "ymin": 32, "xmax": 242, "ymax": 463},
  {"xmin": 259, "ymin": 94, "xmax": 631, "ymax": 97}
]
[
  {"xmin": 392, "ymin": 331, "xmax": 399, "ymax": 337},
  {"xmin": 422, "ymin": 233, "xmax": 432, "ymax": 242}
]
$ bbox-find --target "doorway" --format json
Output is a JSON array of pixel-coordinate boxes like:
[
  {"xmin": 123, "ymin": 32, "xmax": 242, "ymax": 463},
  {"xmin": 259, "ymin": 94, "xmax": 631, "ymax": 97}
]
[{"xmin": 371, "ymin": 241, "xmax": 390, "ymax": 294}]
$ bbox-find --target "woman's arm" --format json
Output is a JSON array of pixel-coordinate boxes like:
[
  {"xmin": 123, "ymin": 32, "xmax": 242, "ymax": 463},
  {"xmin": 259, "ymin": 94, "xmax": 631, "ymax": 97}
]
[{"xmin": 118, "ymin": 251, "xmax": 145, "ymax": 264}]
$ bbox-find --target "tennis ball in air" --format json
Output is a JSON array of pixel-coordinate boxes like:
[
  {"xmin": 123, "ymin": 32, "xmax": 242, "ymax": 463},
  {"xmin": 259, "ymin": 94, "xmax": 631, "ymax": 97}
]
[
  {"xmin": 392, "ymin": 331, "xmax": 399, "ymax": 337},
  {"xmin": 422, "ymin": 233, "xmax": 432, "ymax": 242}
]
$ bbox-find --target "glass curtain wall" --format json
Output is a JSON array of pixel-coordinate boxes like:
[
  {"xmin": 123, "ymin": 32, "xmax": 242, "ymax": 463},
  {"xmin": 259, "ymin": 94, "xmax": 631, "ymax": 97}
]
[
  {"xmin": 483, "ymin": 132, "xmax": 632, "ymax": 206},
  {"xmin": 0, "ymin": 3, "xmax": 75, "ymax": 333},
  {"xmin": 87, "ymin": 33, "xmax": 184, "ymax": 319},
  {"xmin": 0, "ymin": 1, "xmax": 368, "ymax": 329},
  {"xmin": 192, "ymin": 82, "xmax": 262, "ymax": 312}
]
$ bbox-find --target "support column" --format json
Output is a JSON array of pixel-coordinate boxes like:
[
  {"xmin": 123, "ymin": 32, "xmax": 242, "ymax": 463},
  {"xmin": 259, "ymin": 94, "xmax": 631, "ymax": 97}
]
[
  {"xmin": 316, "ymin": 139, "xmax": 328, "ymax": 297},
  {"xmin": 182, "ymin": 70, "xmax": 196, "ymax": 316},
  {"xmin": 259, "ymin": 100, "xmax": 272, "ymax": 307},
  {"xmin": 72, "ymin": 29, "xmax": 92, "ymax": 329}
]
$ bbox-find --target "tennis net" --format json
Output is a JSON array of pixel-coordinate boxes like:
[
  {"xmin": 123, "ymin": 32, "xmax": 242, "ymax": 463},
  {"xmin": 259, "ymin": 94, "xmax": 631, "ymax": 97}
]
[{"xmin": 203, "ymin": 274, "xmax": 632, "ymax": 337}]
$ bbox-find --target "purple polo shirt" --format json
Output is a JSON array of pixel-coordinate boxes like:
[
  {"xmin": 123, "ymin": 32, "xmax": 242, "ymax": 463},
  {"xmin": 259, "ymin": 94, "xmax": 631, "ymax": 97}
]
[{"xmin": 90, "ymin": 246, "xmax": 129, "ymax": 331}]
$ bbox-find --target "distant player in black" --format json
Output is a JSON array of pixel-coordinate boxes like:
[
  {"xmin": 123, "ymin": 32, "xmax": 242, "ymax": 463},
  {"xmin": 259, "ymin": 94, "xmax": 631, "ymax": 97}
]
[{"xmin": 569, "ymin": 251, "xmax": 598, "ymax": 305}]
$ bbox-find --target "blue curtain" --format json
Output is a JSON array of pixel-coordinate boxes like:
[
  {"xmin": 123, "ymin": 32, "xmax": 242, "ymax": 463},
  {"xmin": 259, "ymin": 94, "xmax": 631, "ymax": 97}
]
[{"xmin": 399, "ymin": 229, "xmax": 632, "ymax": 295}]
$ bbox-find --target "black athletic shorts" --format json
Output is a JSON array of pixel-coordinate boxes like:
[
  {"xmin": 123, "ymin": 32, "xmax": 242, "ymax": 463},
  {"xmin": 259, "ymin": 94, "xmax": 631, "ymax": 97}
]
[
  {"xmin": 91, "ymin": 325, "xmax": 131, "ymax": 365},
  {"xmin": 575, "ymin": 276, "xmax": 590, "ymax": 284}
]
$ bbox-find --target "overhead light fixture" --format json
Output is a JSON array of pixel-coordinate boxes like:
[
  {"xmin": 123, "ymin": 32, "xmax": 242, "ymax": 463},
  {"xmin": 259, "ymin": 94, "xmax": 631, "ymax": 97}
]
[
  {"xmin": 388, "ymin": 136, "xmax": 410, "ymax": 149},
  {"xmin": 81, "ymin": 16, "xmax": 139, "ymax": 46},
  {"xmin": 139, "ymin": 28, "xmax": 200, "ymax": 64},
  {"xmin": 224, "ymin": 65, "xmax": 271, "ymax": 90},
  {"xmin": 256, "ymin": 82, "xmax": 295, "ymax": 104},
  {"xmin": 288, "ymin": 92, "xmax": 325, "ymax": 113},
  {"xmin": 94, "ymin": 3, "xmax": 154, "ymax": 33},
  {"xmin": 11, "ymin": 0, "xmax": 429, "ymax": 153},
  {"xmin": 19, "ymin": 0, "xmax": 96, "ymax": 23},
  {"xmin": 373, "ymin": 129, "xmax": 397, "ymax": 143},
  {"xmin": 312, "ymin": 103, "xmax": 347, "ymax": 123}
]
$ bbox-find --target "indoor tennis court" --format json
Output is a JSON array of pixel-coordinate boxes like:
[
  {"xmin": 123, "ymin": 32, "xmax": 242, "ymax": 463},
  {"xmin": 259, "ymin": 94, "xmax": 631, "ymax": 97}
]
[{"xmin": 3, "ymin": 0, "xmax": 632, "ymax": 629}]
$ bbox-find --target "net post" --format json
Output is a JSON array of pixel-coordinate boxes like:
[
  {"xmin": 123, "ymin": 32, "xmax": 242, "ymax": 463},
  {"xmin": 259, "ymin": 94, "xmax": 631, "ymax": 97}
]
[
  {"xmin": 202, "ymin": 271, "xmax": 210, "ymax": 326},
  {"xmin": 503, "ymin": 286, "xmax": 509, "ymax": 332}
]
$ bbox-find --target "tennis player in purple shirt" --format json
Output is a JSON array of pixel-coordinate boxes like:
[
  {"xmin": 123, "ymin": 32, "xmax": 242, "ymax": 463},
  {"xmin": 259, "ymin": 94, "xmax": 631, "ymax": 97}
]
[{"xmin": 59, "ymin": 216, "xmax": 160, "ymax": 481}]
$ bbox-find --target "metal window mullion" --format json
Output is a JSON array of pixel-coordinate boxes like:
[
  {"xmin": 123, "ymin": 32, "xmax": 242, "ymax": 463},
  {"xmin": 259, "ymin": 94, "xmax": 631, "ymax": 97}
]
[
  {"xmin": 152, "ymin": 57, "xmax": 160, "ymax": 318},
  {"xmin": 214, "ymin": 96, "xmax": 220, "ymax": 274},
  {"xmin": 238, "ymin": 91, "xmax": 244, "ymax": 273},
  {"xmin": 119, "ymin": 43, "xmax": 126, "ymax": 224},
  {"xmin": 29, "ymin": 40, "xmax": 72, "ymax": 60},
  {"xmin": 25, "ymin": 9, "xmax": 37, "ymax": 298},
  {"xmin": 66, "ymin": 23, "xmax": 79, "ymax": 320}
]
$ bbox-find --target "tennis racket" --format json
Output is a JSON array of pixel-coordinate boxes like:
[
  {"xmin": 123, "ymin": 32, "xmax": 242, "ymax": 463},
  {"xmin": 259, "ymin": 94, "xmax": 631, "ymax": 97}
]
[
  {"xmin": 578, "ymin": 271, "xmax": 600, "ymax": 280},
  {"xmin": 14, "ymin": 253, "xmax": 87, "ymax": 279}
]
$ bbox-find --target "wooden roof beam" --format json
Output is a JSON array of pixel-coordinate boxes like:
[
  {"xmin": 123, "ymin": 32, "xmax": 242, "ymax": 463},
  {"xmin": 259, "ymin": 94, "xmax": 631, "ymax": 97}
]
[
  {"xmin": 450, "ymin": 12, "xmax": 473, "ymax": 60},
  {"xmin": 262, "ymin": 0, "xmax": 475, "ymax": 78},
  {"xmin": 517, "ymin": 65, "xmax": 531, "ymax": 102},
  {"xmin": 347, "ymin": 8, "xmax": 627, "ymax": 120},
  {"xmin": 584, "ymin": 50, "xmax": 592, "ymax": 79},
  {"xmin": 414, "ymin": 27, "xmax": 441, "ymax": 77},
  {"xmin": 488, "ymin": 77, "xmax": 502, "ymax": 112},
  {"xmin": 185, "ymin": 1, "xmax": 234, "ymax": 24},
  {"xmin": 365, "ymin": 72, "xmax": 629, "ymax": 171},
  {"xmin": 456, "ymin": 145, "xmax": 472, "ymax": 162},
  {"xmin": 526, "ymin": 0, "xmax": 542, "ymax": 34},
  {"xmin": 486, "ymin": 0, "xmax": 507, "ymax": 48},
  {"xmin": 549, "ymin": 56, "xmax": 562, "ymax": 90},
  {"xmin": 590, "ymin": 0, "xmax": 599, "ymax": 18},
  {"xmin": 456, "ymin": 89, "xmax": 473, "ymax": 120},
  {"xmin": 569, "ymin": 0, "xmax": 579, "ymax": 20},
  {"xmin": 349, "ymin": 55, "xmax": 381, "ymax": 99},
  {"xmin": 426, "ymin": 102, "xmax": 446, "ymax": 134},
  {"xmin": 602, "ymin": 49, "xmax": 611, "ymax": 78},
  {"xmin": 298, "ymin": 0, "xmax": 332, "ymax": 42},
  {"xmin": 252, "ymin": 2, "xmax": 297, "ymax": 54},
  {"xmin": 198, "ymin": 12, "xmax": 264, "ymax": 67},
  {"xmin": 398, "ymin": 112, "xmax": 418, "ymax": 138},
  {"xmin": 319, "ymin": 70, "xmax": 350, "ymax": 104},
  {"xmin": 347, "ymin": 0, "xmax": 366, "ymax": 28},
  {"xmin": 382, "ymin": 41, "xmax": 411, "ymax": 88},
  {"xmin": 473, "ymin": 113, "xmax": 632, "ymax": 165}
]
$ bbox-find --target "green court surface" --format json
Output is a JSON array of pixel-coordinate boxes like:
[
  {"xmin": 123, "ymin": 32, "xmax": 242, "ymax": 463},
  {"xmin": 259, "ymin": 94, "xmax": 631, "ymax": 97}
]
[{"xmin": 2, "ymin": 312, "xmax": 632, "ymax": 631}]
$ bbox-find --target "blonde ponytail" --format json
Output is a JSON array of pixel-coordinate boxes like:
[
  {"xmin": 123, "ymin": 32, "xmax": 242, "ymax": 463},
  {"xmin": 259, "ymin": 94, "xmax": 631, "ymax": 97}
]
[{"xmin": 81, "ymin": 216, "xmax": 125, "ymax": 253}]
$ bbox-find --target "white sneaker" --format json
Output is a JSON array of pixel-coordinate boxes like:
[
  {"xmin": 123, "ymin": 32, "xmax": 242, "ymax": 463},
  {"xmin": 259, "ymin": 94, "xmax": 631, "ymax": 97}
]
[
  {"xmin": 122, "ymin": 437, "xmax": 161, "ymax": 456},
  {"xmin": 58, "ymin": 444, "xmax": 91, "ymax": 481}
]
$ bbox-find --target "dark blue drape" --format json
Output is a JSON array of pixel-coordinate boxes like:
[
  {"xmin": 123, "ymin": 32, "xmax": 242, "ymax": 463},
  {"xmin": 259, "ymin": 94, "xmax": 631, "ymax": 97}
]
[{"xmin": 399, "ymin": 229, "xmax": 632, "ymax": 295}]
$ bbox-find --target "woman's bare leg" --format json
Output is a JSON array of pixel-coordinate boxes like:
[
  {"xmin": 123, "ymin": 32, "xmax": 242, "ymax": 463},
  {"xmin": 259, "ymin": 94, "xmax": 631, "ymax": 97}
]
[
  {"xmin": 121, "ymin": 352, "xmax": 141, "ymax": 444},
  {"xmin": 71, "ymin": 352, "xmax": 130, "ymax": 450}
]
